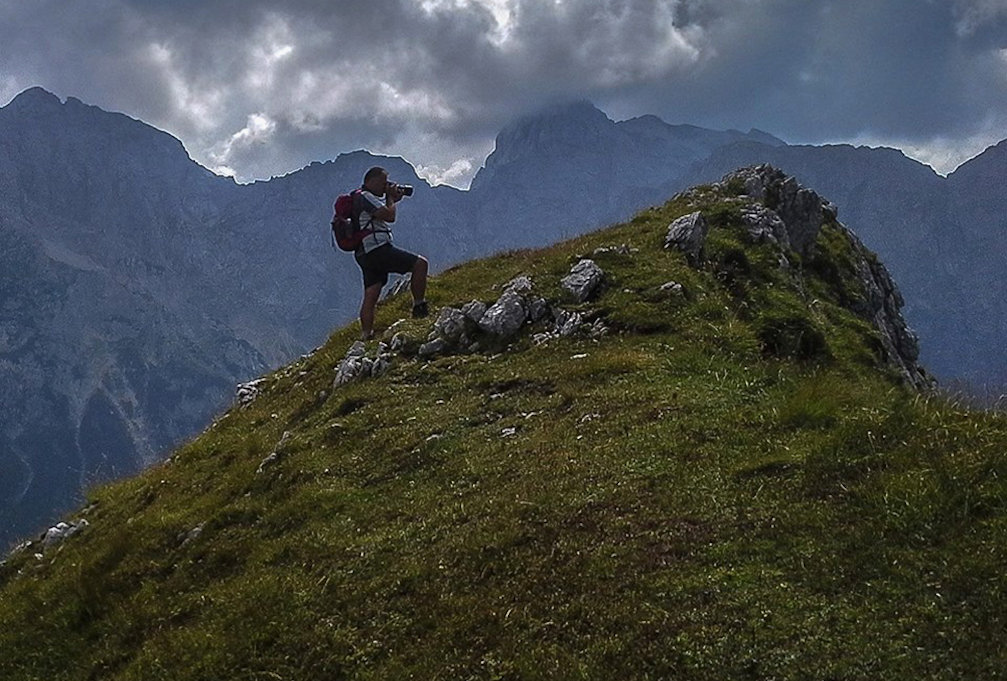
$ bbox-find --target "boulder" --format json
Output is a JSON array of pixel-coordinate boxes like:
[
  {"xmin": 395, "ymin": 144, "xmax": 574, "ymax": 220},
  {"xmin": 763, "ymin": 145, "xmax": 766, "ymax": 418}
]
[
  {"xmin": 418, "ymin": 337, "xmax": 449, "ymax": 357},
  {"xmin": 665, "ymin": 212, "xmax": 708, "ymax": 263},
  {"xmin": 333, "ymin": 357, "xmax": 365, "ymax": 387},
  {"xmin": 741, "ymin": 204, "xmax": 790, "ymax": 249},
  {"xmin": 433, "ymin": 307, "xmax": 470, "ymax": 344},
  {"xmin": 528, "ymin": 297, "xmax": 551, "ymax": 323},
  {"xmin": 562, "ymin": 259, "xmax": 604, "ymax": 302},
  {"xmin": 478, "ymin": 290, "xmax": 529, "ymax": 337},
  {"xmin": 235, "ymin": 378, "xmax": 267, "ymax": 407},
  {"xmin": 41, "ymin": 519, "xmax": 88, "ymax": 549},
  {"xmin": 554, "ymin": 309, "xmax": 584, "ymax": 337},
  {"xmin": 461, "ymin": 300, "xmax": 488, "ymax": 324}
]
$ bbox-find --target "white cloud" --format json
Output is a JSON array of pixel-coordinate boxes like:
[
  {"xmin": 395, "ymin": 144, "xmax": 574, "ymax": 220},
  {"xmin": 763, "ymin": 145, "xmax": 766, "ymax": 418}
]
[
  {"xmin": 245, "ymin": 14, "xmax": 296, "ymax": 90},
  {"xmin": 374, "ymin": 81, "xmax": 457, "ymax": 123},
  {"xmin": 414, "ymin": 158, "xmax": 475, "ymax": 187},
  {"xmin": 835, "ymin": 122, "xmax": 1007, "ymax": 176},
  {"xmin": 0, "ymin": 76, "xmax": 24, "ymax": 107},
  {"xmin": 209, "ymin": 112, "xmax": 278, "ymax": 176},
  {"xmin": 145, "ymin": 42, "xmax": 224, "ymax": 133},
  {"xmin": 4, "ymin": 0, "xmax": 1007, "ymax": 185},
  {"xmin": 955, "ymin": 0, "xmax": 1007, "ymax": 37}
]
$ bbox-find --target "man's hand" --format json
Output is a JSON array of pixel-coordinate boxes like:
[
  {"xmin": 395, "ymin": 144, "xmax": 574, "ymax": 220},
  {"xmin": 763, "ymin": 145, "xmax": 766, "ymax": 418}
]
[{"xmin": 386, "ymin": 183, "xmax": 403, "ymax": 203}]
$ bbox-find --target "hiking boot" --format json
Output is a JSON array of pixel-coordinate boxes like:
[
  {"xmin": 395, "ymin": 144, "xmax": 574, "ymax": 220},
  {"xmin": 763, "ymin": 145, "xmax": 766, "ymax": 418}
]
[{"xmin": 412, "ymin": 301, "xmax": 429, "ymax": 318}]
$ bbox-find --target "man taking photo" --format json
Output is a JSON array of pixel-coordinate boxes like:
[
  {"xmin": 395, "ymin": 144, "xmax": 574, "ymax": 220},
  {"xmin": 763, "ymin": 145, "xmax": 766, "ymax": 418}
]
[{"xmin": 353, "ymin": 166, "xmax": 429, "ymax": 340}]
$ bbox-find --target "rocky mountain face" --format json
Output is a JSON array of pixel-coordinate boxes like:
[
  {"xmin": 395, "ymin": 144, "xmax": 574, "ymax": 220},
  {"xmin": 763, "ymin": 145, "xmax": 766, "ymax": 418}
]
[
  {"xmin": 687, "ymin": 140, "xmax": 1005, "ymax": 393},
  {"xmin": 1, "ymin": 88, "xmax": 1003, "ymax": 546},
  {"xmin": 0, "ymin": 89, "xmax": 246, "ymax": 545},
  {"xmin": 0, "ymin": 91, "xmax": 469, "ymax": 547},
  {"xmin": 466, "ymin": 101, "xmax": 784, "ymax": 251}
]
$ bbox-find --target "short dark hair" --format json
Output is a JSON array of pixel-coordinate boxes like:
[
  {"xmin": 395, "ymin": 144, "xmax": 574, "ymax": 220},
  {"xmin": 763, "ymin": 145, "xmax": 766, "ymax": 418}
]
[{"xmin": 363, "ymin": 166, "xmax": 387, "ymax": 184}]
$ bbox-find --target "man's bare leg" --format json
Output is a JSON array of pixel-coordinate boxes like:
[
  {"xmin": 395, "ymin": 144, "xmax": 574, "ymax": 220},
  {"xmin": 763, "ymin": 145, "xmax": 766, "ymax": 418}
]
[
  {"xmin": 411, "ymin": 256, "xmax": 428, "ymax": 304},
  {"xmin": 360, "ymin": 282, "xmax": 383, "ymax": 340},
  {"xmin": 410, "ymin": 256, "xmax": 429, "ymax": 317}
]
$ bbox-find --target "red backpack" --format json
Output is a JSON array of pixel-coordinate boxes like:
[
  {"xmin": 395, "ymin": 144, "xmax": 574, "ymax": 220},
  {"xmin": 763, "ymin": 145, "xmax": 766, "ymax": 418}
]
[{"xmin": 330, "ymin": 189, "xmax": 372, "ymax": 252}]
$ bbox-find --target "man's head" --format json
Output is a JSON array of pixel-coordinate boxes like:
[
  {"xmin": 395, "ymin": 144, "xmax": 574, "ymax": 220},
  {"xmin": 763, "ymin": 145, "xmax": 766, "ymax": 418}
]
[{"xmin": 363, "ymin": 166, "xmax": 388, "ymax": 195}]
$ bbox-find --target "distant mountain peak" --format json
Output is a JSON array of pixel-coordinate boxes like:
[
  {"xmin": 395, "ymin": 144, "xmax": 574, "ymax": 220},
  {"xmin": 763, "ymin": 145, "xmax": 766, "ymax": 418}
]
[
  {"xmin": 482, "ymin": 100, "xmax": 616, "ymax": 171},
  {"xmin": 4, "ymin": 86, "xmax": 63, "ymax": 112},
  {"xmin": 948, "ymin": 137, "xmax": 1007, "ymax": 186}
]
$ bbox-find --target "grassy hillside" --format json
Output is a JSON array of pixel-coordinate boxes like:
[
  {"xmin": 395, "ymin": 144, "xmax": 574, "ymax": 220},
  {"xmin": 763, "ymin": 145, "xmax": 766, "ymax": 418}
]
[{"xmin": 3, "ymin": 172, "xmax": 1006, "ymax": 680}]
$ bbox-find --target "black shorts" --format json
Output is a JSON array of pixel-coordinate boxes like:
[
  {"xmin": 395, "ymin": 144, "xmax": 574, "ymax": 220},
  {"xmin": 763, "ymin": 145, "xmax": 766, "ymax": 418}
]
[{"xmin": 355, "ymin": 244, "xmax": 420, "ymax": 289}]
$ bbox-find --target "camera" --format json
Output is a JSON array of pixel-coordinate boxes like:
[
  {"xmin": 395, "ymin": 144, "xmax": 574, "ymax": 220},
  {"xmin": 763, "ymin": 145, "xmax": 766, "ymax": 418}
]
[{"xmin": 397, "ymin": 184, "xmax": 414, "ymax": 197}]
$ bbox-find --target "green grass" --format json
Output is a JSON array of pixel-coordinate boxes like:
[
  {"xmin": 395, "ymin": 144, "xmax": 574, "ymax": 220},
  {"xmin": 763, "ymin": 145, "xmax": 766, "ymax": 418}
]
[{"xmin": 2, "ymin": 183, "xmax": 1006, "ymax": 680}]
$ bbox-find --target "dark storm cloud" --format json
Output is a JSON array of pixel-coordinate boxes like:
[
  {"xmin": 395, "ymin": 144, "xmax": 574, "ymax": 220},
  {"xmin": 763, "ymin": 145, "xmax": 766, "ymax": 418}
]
[{"xmin": 2, "ymin": 0, "xmax": 1006, "ymax": 184}]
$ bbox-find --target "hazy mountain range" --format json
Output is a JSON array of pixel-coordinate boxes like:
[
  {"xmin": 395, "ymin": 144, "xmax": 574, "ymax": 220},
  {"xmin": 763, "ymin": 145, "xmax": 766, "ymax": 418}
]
[{"xmin": 1, "ymin": 87, "xmax": 1004, "ymax": 546}]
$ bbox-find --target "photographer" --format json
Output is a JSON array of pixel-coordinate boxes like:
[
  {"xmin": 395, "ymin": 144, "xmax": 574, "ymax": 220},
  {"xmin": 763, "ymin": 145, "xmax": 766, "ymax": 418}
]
[{"xmin": 354, "ymin": 166, "xmax": 429, "ymax": 340}]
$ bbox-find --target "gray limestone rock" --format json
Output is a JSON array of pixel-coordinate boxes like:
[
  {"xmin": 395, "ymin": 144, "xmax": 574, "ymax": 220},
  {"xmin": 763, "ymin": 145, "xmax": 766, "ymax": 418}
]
[
  {"xmin": 256, "ymin": 451, "xmax": 282, "ymax": 473},
  {"xmin": 665, "ymin": 212, "xmax": 708, "ymax": 263},
  {"xmin": 371, "ymin": 356, "xmax": 391, "ymax": 378},
  {"xmin": 593, "ymin": 244, "xmax": 632, "ymax": 256},
  {"xmin": 462, "ymin": 300, "xmax": 488, "ymax": 324},
  {"xmin": 418, "ymin": 337, "xmax": 449, "ymax": 357},
  {"xmin": 333, "ymin": 342, "xmax": 391, "ymax": 387},
  {"xmin": 478, "ymin": 290, "xmax": 529, "ymax": 337},
  {"xmin": 740, "ymin": 204, "xmax": 790, "ymax": 249},
  {"xmin": 841, "ymin": 228, "xmax": 929, "ymax": 388},
  {"xmin": 659, "ymin": 281, "xmax": 684, "ymax": 296},
  {"xmin": 562, "ymin": 259, "xmax": 604, "ymax": 302},
  {"xmin": 554, "ymin": 309, "xmax": 584, "ymax": 337},
  {"xmin": 433, "ymin": 307, "xmax": 470, "ymax": 344},
  {"xmin": 256, "ymin": 431, "xmax": 292, "ymax": 473},
  {"xmin": 236, "ymin": 378, "xmax": 267, "ymax": 407},
  {"xmin": 179, "ymin": 523, "xmax": 205, "ymax": 547},
  {"xmin": 528, "ymin": 297, "xmax": 551, "ymax": 323},
  {"xmin": 333, "ymin": 357, "xmax": 364, "ymax": 387},
  {"xmin": 41, "ymin": 519, "xmax": 88, "ymax": 549},
  {"xmin": 504, "ymin": 275, "xmax": 534, "ymax": 295},
  {"xmin": 721, "ymin": 165, "xmax": 823, "ymax": 257},
  {"xmin": 532, "ymin": 308, "xmax": 608, "ymax": 345}
]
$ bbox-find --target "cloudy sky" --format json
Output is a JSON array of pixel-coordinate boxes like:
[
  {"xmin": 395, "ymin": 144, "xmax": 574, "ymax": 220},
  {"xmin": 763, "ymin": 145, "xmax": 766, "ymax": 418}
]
[{"xmin": 2, "ymin": 0, "xmax": 1006, "ymax": 187}]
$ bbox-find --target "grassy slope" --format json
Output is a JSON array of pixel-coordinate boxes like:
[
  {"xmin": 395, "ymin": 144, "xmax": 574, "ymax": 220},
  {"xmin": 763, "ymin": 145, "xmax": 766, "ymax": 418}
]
[{"xmin": 2, "ymin": 183, "xmax": 1007, "ymax": 680}]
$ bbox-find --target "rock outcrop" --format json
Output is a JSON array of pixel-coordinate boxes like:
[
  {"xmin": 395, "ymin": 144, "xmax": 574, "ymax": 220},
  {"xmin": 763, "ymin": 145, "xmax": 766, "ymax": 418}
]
[
  {"xmin": 664, "ymin": 165, "xmax": 930, "ymax": 389},
  {"xmin": 333, "ymin": 341, "xmax": 393, "ymax": 388},
  {"xmin": 665, "ymin": 212, "xmax": 708, "ymax": 263},
  {"xmin": 561, "ymin": 259, "xmax": 605, "ymax": 302},
  {"xmin": 723, "ymin": 165, "xmax": 824, "ymax": 257},
  {"xmin": 841, "ymin": 230, "xmax": 928, "ymax": 388}
]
